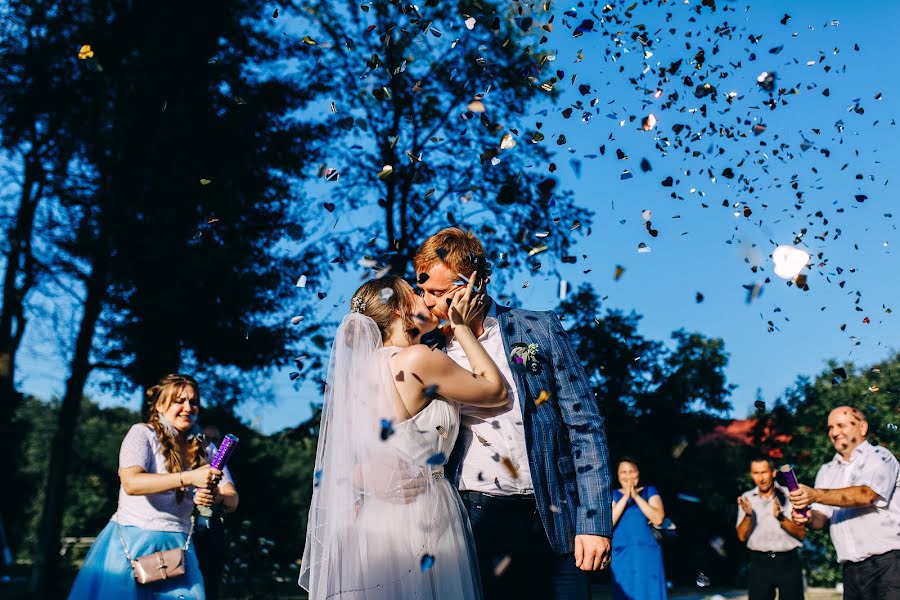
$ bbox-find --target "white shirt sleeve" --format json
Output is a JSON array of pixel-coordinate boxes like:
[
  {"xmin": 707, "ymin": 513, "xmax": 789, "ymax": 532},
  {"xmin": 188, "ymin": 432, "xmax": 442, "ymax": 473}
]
[
  {"xmin": 811, "ymin": 465, "xmax": 834, "ymax": 519},
  {"xmin": 119, "ymin": 424, "xmax": 154, "ymax": 471},
  {"xmin": 854, "ymin": 447, "xmax": 900, "ymax": 508}
]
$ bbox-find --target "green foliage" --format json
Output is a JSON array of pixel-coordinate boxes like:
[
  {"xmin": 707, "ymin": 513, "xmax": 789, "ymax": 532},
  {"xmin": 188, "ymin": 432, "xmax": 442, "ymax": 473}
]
[{"xmin": 13, "ymin": 397, "xmax": 136, "ymax": 557}]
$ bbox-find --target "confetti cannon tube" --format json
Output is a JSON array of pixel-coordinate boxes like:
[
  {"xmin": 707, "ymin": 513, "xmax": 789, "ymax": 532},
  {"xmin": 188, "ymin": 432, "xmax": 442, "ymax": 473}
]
[
  {"xmin": 779, "ymin": 465, "xmax": 809, "ymax": 517},
  {"xmin": 210, "ymin": 434, "xmax": 239, "ymax": 470}
]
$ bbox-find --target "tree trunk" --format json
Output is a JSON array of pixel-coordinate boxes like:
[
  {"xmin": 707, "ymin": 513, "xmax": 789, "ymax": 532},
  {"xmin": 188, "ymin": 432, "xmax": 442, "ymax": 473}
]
[
  {"xmin": 29, "ymin": 255, "xmax": 107, "ymax": 595},
  {"xmin": 0, "ymin": 154, "xmax": 42, "ymax": 555}
]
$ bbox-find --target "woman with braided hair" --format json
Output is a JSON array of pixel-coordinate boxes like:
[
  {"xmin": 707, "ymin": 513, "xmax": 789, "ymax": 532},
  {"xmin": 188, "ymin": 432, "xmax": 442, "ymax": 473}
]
[{"xmin": 68, "ymin": 374, "xmax": 238, "ymax": 599}]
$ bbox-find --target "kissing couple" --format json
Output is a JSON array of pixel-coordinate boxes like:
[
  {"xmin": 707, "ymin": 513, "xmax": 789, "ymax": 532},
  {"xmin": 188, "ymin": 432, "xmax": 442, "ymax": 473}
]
[{"xmin": 299, "ymin": 228, "xmax": 613, "ymax": 600}]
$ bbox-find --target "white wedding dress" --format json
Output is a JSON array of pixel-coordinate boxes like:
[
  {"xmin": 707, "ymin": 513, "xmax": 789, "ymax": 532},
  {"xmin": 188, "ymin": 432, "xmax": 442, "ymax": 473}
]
[{"xmin": 300, "ymin": 317, "xmax": 482, "ymax": 600}]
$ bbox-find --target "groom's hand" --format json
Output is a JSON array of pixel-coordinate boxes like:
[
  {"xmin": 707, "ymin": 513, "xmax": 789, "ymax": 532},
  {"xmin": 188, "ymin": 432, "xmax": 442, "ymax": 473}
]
[{"xmin": 574, "ymin": 534, "xmax": 611, "ymax": 571}]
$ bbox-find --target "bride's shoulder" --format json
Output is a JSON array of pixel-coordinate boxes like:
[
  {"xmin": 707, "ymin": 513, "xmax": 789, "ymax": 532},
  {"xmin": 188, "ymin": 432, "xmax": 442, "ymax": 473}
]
[{"xmin": 389, "ymin": 344, "xmax": 446, "ymax": 370}]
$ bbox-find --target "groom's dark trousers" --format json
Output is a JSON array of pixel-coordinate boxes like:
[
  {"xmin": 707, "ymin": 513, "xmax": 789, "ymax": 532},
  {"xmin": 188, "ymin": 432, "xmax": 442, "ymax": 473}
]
[{"xmin": 462, "ymin": 491, "xmax": 590, "ymax": 600}]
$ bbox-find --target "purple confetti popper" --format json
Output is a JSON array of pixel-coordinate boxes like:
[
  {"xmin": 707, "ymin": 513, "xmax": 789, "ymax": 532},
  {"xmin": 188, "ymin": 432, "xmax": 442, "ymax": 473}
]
[
  {"xmin": 210, "ymin": 434, "xmax": 239, "ymax": 470},
  {"xmin": 779, "ymin": 465, "xmax": 808, "ymax": 517}
]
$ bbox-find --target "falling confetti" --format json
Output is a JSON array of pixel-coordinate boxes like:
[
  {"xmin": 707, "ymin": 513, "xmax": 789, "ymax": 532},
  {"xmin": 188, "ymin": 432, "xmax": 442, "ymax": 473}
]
[
  {"xmin": 426, "ymin": 452, "xmax": 446, "ymax": 466},
  {"xmin": 771, "ymin": 246, "xmax": 810, "ymax": 280},
  {"xmin": 420, "ymin": 554, "xmax": 435, "ymax": 572},
  {"xmin": 379, "ymin": 418, "xmax": 394, "ymax": 440}
]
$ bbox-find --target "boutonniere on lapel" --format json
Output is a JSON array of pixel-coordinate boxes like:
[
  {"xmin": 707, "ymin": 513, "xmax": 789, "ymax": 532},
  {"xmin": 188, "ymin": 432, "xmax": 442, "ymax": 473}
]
[{"xmin": 509, "ymin": 343, "xmax": 543, "ymax": 374}]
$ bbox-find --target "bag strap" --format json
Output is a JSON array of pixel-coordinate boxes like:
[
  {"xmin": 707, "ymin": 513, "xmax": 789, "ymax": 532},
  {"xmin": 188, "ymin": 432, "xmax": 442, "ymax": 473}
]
[
  {"xmin": 115, "ymin": 510, "xmax": 196, "ymax": 563},
  {"xmin": 114, "ymin": 513, "xmax": 135, "ymax": 563}
]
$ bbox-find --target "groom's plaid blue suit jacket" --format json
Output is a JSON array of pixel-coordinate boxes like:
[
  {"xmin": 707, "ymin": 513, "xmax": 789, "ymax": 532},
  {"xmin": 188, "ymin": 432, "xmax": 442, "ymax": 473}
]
[{"xmin": 448, "ymin": 305, "xmax": 613, "ymax": 553}]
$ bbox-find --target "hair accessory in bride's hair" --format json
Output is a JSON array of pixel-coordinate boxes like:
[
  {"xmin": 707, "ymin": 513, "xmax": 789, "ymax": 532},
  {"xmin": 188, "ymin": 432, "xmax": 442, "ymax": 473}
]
[{"xmin": 350, "ymin": 296, "xmax": 367, "ymax": 313}]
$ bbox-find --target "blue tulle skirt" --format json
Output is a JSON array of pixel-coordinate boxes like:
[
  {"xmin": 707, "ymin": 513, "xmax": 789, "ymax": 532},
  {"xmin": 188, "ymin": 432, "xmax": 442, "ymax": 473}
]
[{"xmin": 68, "ymin": 521, "xmax": 205, "ymax": 600}]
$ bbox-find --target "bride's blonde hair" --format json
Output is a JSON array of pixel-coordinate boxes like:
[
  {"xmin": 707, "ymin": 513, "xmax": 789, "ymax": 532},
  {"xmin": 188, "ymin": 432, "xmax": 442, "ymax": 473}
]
[{"xmin": 350, "ymin": 276, "xmax": 421, "ymax": 343}]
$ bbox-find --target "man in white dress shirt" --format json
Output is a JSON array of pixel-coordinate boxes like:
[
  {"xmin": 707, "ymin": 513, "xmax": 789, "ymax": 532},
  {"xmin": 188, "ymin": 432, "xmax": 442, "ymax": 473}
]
[
  {"xmin": 790, "ymin": 406, "xmax": 900, "ymax": 599},
  {"xmin": 736, "ymin": 457, "xmax": 805, "ymax": 600}
]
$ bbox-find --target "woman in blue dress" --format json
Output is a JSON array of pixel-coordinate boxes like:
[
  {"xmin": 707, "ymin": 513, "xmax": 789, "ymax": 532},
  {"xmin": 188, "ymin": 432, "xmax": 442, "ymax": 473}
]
[
  {"xmin": 610, "ymin": 457, "xmax": 668, "ymax": 600},
  {"xmin": 68, "ymin": 374, "xmax": 238, "ymax": 599}
]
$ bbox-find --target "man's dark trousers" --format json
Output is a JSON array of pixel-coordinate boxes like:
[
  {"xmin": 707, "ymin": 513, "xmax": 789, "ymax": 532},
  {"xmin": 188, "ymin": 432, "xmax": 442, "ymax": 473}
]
[
  {"xmin": 843, "ymin": 549, "xmax": 900, "ymax": 600},
  {"xmin": 462, "ymin": 491, "xmax": 591, "ymax": 600},
  {"xmin": 747, "ymin": 549, "xmax": 803, "ymax": 600}
]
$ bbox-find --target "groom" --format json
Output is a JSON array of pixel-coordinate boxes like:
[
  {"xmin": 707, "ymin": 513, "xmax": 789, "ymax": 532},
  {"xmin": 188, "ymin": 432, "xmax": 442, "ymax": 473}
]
[{"xmin": 414, "ymin": 228, "xmax": 613, "ymax": 599}]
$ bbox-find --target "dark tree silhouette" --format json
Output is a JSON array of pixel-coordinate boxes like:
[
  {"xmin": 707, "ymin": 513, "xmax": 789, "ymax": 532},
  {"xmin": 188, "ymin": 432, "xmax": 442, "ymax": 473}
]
[
  {"xmin": 1, "ymin": 0, "xmax": 327, "ymax": 592},
  {"xmin": 286, "ymin": 0, "xmax": 591, "ymax": 281}
]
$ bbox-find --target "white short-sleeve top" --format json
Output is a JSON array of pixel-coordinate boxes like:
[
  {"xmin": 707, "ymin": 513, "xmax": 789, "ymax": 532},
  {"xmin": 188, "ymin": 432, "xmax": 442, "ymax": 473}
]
[
  {"xmin": 112, "ymin": 423, "xmax": 234, "ymax": 533},
  {"xmin": 812, "ymin": 440, "xmax": 900, "ymax": 563}
]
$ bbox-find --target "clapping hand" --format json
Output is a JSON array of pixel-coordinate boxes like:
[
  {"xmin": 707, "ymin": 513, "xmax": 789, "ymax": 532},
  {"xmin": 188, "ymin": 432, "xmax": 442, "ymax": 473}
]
[
  {"xmin": 737, "ymin": 495, "xmax": 753, "ymax": 516},
  {"xmin": 772, "ymin": 494, "xmax": 783, "ymax": 519}
]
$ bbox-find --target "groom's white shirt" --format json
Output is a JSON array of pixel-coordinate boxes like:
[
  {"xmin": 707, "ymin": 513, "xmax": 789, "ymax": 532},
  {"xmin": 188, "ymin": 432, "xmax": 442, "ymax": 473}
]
[{"xmin": 447, "ymin": 300, "xmax": 534, "ymax": 496}]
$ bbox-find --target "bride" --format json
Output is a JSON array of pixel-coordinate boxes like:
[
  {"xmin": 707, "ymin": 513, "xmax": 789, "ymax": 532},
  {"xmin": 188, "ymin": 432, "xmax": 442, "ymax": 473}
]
[{"xmin": 299, "ymin": 272, "xmax": 508, "ymax": 599}]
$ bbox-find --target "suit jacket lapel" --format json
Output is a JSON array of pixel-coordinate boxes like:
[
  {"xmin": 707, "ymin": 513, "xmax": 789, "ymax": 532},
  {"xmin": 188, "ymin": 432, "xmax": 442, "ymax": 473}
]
[{"xmin": 497, "ymin": 310, "xmax": 531, "ymax": 418}]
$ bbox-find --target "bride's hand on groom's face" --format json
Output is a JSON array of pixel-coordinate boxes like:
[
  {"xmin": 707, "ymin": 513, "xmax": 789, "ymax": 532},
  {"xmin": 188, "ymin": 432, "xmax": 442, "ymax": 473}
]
[{"xmin": 448, "ymin": 271, "xmax": 485, "ymax": 329}]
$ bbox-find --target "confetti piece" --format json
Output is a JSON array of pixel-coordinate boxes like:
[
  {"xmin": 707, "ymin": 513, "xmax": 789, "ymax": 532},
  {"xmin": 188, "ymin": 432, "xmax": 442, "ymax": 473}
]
[
  {"xmin": 78, "ymin": 44, "xmax": 94, "ymax": 60},
  {"xmin": 380, "ymin": 418, "xmax": 394, "ymax": 441},
  {"xmin": 501, "ymin": 457, "xmax": 519, "ymax": 479},
  {"xmin": 295, "ymin": 275, "xmax": 307, "ymax": 288},
  {"xmin": 535, "ymin": 390, "xmax": 551, "ymax": 406},
  {"xmin": 493, "ymin": 555, "xmax": 512, "ymax": 577},
  {"xmin": 772, "ymin": 245, "xmax": 810, "ymax": 280},
  {"xmin": 420, "ymin": 554, "xmax": 435, "ymax": 572},
  {"xmin": 426, "ymin": 452, "xmax": 446, "ymax": 466}
]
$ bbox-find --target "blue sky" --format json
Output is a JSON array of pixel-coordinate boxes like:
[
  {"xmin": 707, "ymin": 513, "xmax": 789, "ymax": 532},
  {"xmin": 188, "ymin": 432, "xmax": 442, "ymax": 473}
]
[{"xmin": 13, "ymin": 0, "xmax": 900, "ymax": 433}]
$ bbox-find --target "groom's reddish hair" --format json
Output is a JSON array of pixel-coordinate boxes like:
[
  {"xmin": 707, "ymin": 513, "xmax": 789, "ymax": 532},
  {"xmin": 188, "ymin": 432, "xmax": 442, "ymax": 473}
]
[{"xmin": 414, "ymin": 228, "xmax": 488, "ymax": 281}]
